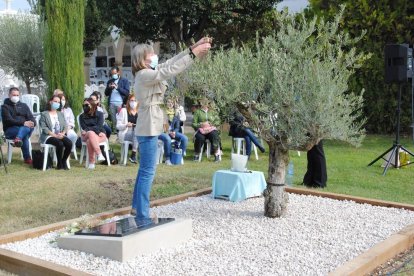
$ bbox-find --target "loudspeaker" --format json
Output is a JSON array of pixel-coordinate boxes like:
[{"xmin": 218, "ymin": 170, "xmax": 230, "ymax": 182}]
[{"xmin": 384, "ymin": 44, "xmax": 409, "ymax": 84}]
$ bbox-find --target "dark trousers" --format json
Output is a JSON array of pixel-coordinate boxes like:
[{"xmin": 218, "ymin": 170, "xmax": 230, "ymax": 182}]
[
  {"xmin": 303, "ymin": 140, "xmax": 327, "ymax": 188},
  {"xmin": 194, "ymin": 130, "xmax": 220, "ymax": 155},
  {"xmin": 45, "ymin": 136, "xmax": 73, "ymax": 168}
]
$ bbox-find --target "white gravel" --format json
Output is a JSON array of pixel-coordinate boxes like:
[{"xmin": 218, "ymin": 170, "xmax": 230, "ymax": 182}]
[{"xmin": 2, "ymin": 194, "xmax": 414, "ymax": 276}]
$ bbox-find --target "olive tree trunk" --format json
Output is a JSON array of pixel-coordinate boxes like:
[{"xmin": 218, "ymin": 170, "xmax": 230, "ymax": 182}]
[{"xmin": 263, "ymin": 141, "xmax": 289, "ymax": 218}]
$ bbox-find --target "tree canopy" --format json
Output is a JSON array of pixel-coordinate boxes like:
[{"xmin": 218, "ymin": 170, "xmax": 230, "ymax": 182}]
[
  {"xmin": 306, "ymin": 0, "xmax": 414, "ymax": 133},
  {"xmin": 0, "ymin": 14, "xmax": 44, "ymax": 94},
  {"xmin": 97, "ymin": 0, "xmax": 281, "ymax": 48},
  {"xmin": 185, "ymin": 10, "xmax": 367, "ymax": 217},
  {"xmin": 44, "ymin": 0, "xmax": 85, "ymax": 116}
]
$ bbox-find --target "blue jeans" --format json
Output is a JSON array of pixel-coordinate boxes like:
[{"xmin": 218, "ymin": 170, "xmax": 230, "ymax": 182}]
[
  {"xmin": 243, "ymin": 128, "xmax": 263, "ymax": 156},
  {"xmin": 132, "ymin": 136, "xmax": 158, "ymax": 220},
  {"xmin": 173, "ymin": 132, "xmax": 188, "ymax": 154},
  {"xmin": 158, "ymin": 132, "xmax": 188, "ymax": 158},
  {"xmin": 158, "ymin": 133, "xmax": 171, "ymax": 160},
  {"xmin": 5, "ymin": 126, "xmax": 34, "ymax": 160}
]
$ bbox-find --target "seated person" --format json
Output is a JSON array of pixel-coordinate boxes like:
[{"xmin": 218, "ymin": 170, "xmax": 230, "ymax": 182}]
[
  {"xmin": 58, "ymin": 94, "xmax": 78, "ymax": 150},
  {"xmin": 90, "ymin": 91, "xmax": 112, "ymax": 139},
  {"xmin": 229, "ymin": 111, "xmax": 265, "ymax": 158},
  {"xmin": 116, "ymin": 94, "xmax": 139, "ymax": 163},
  {"xmin": 79, "ymin": 98, "xmax": 107, "ymax": 169},
  {"xmin": 39, "ymin": 95, "xmax": 73, "ymax": 170},
  {"xmin": 1, "ymin": 87, "xmax": 36, "ymax": 165},
  {"xmin": 158, "ymin": 106, "xmax": 188, "ymax": 165},
  {"xmin": 166, "ymin": 97, "xmax": 186, "ymax": 133},
  {"xmin": 192, "ymin": 97, "xmax": 221, "ymax": 162}
]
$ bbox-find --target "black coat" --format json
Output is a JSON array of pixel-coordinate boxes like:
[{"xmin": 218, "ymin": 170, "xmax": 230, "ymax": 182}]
[
  {"xmin": 79, "ymin": 111, "xmax": 105, "ymax": 135},
  {"xmin": 303, "ymin": 140, "xmax": 327, "ymax": 188},
  {"xmin": 1, "ymin": 98, "xmax": 36, "ymax": 131}
]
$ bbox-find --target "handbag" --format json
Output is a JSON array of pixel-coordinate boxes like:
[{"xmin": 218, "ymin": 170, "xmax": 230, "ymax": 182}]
[
  {"xmin": 32, "ymin": 150, "xmax": 52, "ymax": 170},
  {"xmin": 100, "ymin": 147, "xmax": 118, "ymax": 165}
]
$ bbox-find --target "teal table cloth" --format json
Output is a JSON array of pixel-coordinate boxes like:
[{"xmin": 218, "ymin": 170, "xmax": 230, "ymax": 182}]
[{"xmin": 212, "ymin": 170, "xmax": 267, "ymax": 202}]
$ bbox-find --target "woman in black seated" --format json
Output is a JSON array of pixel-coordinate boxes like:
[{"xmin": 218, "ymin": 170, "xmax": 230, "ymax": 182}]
[
  {"xmin": 39, "ymin": 95, "xmax": 73, "ymax": 170},
  {"xmin": 229, "ymin": 111, "xmax": 265, "ymax": 158}
]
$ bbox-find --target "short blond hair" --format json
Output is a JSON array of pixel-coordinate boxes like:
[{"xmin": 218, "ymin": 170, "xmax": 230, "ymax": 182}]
[
  {"xmin": 132, "ymin": 44, "xmax": 154, "ymax": 76},
  {"xmin": 53, "ymin": 89, "xmax": 64, "ymax": 96}
]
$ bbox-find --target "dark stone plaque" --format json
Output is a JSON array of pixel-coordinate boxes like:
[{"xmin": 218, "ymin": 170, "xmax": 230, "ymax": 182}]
[{"xmin": 75, "ymin": 217, "xmax": 175, "ymax": 237}]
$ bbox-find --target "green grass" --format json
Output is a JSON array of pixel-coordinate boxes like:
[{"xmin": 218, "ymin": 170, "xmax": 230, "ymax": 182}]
[{"xmin": 0, "ymin": 134, "xmax": 414, "ymax": 235}]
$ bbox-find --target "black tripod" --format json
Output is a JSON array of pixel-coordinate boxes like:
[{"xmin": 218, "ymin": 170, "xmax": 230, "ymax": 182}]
[{"xmin": 368, "ymin": 84, "xmax": 414, "ymax": 175}]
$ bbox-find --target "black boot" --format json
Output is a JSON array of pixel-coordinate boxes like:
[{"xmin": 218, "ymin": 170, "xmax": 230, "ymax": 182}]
[{"xmin": 129, "ymin": 151, "xmax": 137, "ymax": 163}]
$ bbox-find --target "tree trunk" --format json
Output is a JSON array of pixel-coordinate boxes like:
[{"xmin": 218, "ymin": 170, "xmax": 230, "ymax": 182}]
[
  {"xmin": 25, "ymin": 80, "xmax": 31, "ymax": 94},
  {"xmin": 263, "ymin": 141, "xmax": 289, "ymax": 218},
  {"xmin": 113, "ymin": 36, "xmax": 126, "ymax": 70}
]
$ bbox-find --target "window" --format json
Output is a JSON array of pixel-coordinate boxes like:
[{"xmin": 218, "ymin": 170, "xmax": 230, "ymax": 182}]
[{"xmin": 95, "ymin": 56, "xmax": 107, "ymax": 67}]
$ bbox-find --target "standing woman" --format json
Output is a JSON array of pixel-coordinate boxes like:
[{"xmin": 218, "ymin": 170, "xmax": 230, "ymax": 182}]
[
  {"xmin": 39, "ymin": 95, "xmax": 73, "ymax": 170},
  {"xmin": 131, "ymin": 37, "xmax": 212, "ymax": 221}
]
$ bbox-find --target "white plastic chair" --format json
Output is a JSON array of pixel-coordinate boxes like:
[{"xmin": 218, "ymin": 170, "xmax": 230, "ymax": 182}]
[
  {"xmin": 34, "ymin": 115, "xmax": 41, "ymax": 136},
  {"xmin": 77, "ymin": 114, "xmax": 111, "ymax": 168},
  {"xmin": 198, "ymin": 140, "xmax": 222, "ymax": 162},
  {"xmin": 6, "ymin": 138, "xmax": 32, "ymax": 164},
  {"xmin": 156, "ymin": 140, "xmax": 164, "ymax": 165},
  {"xmin": 231, "ymin": 137, "xmax": 259, "ymax": 160},
  {"xmin": 198, "ymin": 140, "xmax": 211, "ymax": 162},
  {"xmin": 120, "ymin": 140, "xmax": 132, "ymax": 165},
  {"xmin": 71, "ymin": 142, "xmax": 78, "ymax": 160},
  {"xmin": 40, "ymin": 142, "xmax": 71, "ymax": 171},
  {"xmin": 21, "ymin": 94, "xmax": 40, "ymax": 116}
]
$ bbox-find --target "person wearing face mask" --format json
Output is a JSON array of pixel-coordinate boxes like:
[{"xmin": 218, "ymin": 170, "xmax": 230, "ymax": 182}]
[
  {"xmin": 79, "ymin": 98, "xmax": 107, "ymax": 169},
  {"xmin": 104, "ymin": 66, "xmax": 130, "ymax": 133},
  {"xmin": 130, "ymin": 37, "xmax": 212, "ymax": 220},
  {"xmin": 1, "ymin": 87, "xmax": 36, "ymax": 165},
  {"xmin": 116, "ymin": 94, "xmax": 139, "ymax": 163},
  {"xmin": 57, "ymin": 94, "xmax": 78, "ymax": 151},
  {"xmin": 90, "ymin": 91, "xmax": 111, "ymax": 139},
  {"xmin": 39, "ymin": 95, "xmax": 72, "ymax": 170}
]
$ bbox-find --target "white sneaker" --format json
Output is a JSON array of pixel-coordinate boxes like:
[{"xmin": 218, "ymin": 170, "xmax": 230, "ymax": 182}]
[
  {"xmin": 165, "ymin": 160, "xmax": 172, "ymax": 166},
  {"xmin": 97, "ymin": 153, "xmax": 106, "ymax": 161},
  {"xmin": 88, "ymin": 163, "xmax": 95, "ymax": 170}
]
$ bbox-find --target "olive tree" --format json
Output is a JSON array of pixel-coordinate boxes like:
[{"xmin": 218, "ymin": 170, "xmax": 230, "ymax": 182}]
[
  {"xmin": 186, "ymin": 10, "xmax": 368, "ymax": 217},
  {"xmin": 0, "ymin": 14, "xmax": 44, "ymax": 94}
]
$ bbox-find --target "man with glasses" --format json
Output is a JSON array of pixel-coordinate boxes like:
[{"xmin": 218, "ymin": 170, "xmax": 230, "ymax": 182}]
[{"xmin": 104, "ymin": 66, "xmax": 130, "ymax": 133}]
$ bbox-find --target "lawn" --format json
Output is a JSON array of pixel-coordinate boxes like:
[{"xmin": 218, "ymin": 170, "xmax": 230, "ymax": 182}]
[{"xmin": 0, "ymin": 134, "xmax": 414, "ymax": 236}]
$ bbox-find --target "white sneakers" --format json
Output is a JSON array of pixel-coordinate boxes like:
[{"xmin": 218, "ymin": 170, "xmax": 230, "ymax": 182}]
[
  {"xmin": 88, "ymin": 163, "xmax": 95, "ymax": 170},
  {"xmin": 97, "ymin": 153, "xmax": 106, "ymax": 161},
  {"xmin": 165, "ymin": 160, "xmax": 172, "ymax": 166}
]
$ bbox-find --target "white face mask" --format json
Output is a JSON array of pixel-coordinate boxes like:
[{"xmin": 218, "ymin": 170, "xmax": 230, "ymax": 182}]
[
  {"xmin": 10, "ymin": 96, "xmax": 19, "ymax": 103},
  {"xmin": 149, "ymin": 55, "xmax": 159, "ymax": 69},
  {"xmin": 129, "ymin": 101, "xmax": 137, "ymax": 109},
  {"xmin": 61, "ymin": 100, "xmax": 66, "ymax": 107}
]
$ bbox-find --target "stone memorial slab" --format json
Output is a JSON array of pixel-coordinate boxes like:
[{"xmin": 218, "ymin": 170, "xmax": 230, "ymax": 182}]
[{"xmin": 57, "ymin": 217, "xmax": 192, "ymax": 262}]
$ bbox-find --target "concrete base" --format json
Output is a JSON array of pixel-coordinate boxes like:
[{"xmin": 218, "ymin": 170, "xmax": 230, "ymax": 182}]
[{"xmin": 57, "ymin": 218, "xmax": 192, "ymax": 262}]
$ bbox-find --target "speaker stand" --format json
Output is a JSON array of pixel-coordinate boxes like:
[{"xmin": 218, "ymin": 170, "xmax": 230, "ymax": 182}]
[{"xmin": 368, "ymin": 84, "xmax": 414, "ymax": 175}]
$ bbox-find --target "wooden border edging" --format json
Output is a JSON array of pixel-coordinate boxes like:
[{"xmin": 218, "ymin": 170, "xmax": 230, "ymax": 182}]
[
  {"xmin": 0, "ymin": 187, "xmax": 212, "ymax": 275},
  {"xmin": 1, "ymin": 186, "xmax": 413, "ymax": 275},
  {"xmin": 284, "ymin": 187, "xmax": 414, "ymax": 211},
  {"xmin": 328, "ymin": 224, "xmax": 414, "ymax": 275}
]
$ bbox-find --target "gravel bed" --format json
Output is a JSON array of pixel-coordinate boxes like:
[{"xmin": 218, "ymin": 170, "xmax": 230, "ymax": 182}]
[{"xmin": 2, "ymin": 194, "xmax": 414, "ymax": 276}]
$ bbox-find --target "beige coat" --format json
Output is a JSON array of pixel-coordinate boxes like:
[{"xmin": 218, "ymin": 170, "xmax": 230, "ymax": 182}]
[{"xmin": 134, "ymin": 49, "xmax": 193, "ymax": 136}]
